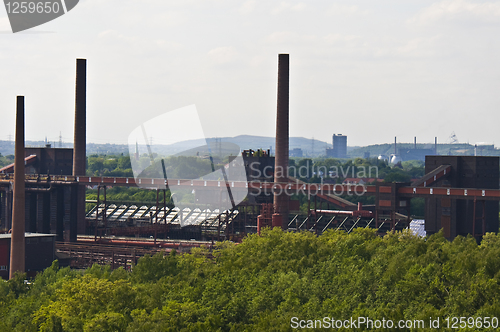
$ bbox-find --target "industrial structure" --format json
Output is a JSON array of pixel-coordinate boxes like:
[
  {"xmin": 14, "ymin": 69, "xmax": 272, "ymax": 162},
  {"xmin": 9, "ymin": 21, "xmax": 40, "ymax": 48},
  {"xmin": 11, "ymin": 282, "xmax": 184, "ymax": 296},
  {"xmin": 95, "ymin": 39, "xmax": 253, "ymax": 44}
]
[
  {"xmin": 397, "ymin": 137, "xmax": 438, "ymax": 162},
  {"xmin": 9, "ymin": 96, "xmax": 26, "ymax": 278},
  {"xmin": 423, "ymin": 156, "xmax": 499, "ymax": 238},
  {"xmin": 272, "ymin": 53, "xmax": 290, "ymax": 230},
  {"xmin": 0, "ymin": 55, "xmax": 500, "ymax": 278},
  {"xmin": 0, "ymin": 233, "xmax": 56, "ymax": 279}
]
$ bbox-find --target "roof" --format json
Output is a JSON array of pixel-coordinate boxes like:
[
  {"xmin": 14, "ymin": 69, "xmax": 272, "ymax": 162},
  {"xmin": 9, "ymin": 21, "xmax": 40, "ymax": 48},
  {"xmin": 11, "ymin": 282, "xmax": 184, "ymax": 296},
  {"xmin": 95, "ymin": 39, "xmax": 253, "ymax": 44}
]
[
  {"xmin": 0, "ymin": 155, "xmax": 37, "ymax": 173},
  {"xmin": 0, "ymin": 233, "xmax": 56, "ymax": 239},
  {"xmin": 86, "ymin": 204, "xmax": 239, "ymax": 227}
]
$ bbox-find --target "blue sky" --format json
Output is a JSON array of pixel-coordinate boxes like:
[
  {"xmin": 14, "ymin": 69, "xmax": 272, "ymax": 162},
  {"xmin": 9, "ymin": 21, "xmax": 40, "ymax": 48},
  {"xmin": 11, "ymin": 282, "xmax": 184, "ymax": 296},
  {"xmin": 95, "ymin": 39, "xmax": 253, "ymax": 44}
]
[{"xmin": 1, "ymin": 0, "xmax": 500, "ymax": 147}]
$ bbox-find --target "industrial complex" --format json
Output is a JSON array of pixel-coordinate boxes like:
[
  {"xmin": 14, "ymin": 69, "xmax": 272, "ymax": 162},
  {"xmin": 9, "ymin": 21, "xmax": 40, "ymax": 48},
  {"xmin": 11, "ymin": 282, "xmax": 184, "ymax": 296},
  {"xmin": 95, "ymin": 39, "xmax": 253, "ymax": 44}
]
[{"xmin": 1, "ymin": 55, "xmax": 499, "ymax": 279}]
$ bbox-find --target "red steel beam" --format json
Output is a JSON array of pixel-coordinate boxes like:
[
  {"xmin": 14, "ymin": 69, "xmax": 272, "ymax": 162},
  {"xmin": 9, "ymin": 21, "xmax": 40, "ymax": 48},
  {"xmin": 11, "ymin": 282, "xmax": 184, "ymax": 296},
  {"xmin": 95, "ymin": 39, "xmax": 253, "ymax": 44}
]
[
  {"xmin": 411, "ymin": 164, "xmax": 451, "ymax": 187},
  {"xmin": 2, "ymin": 174, "xmax": 500, "ymax": 200},
  {"xmin": 398, "ymin": 186, "xmax": 500, "ymax": 200}
]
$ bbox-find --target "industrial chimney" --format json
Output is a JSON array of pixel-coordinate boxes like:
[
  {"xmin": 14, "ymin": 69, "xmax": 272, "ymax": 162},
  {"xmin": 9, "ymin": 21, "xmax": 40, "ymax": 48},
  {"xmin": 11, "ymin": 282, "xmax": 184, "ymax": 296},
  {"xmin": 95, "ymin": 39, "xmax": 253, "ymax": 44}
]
[
  {"xmin": 9, "ymin": 96, "xmax": 25, "ymax": 279},
  {"xmin": 73, "ymin": 59, "xmax": 86, "ymax": 236},
  {"xmin": 273, "ymin": 54, "xmax": 289, "ymax": 229}
]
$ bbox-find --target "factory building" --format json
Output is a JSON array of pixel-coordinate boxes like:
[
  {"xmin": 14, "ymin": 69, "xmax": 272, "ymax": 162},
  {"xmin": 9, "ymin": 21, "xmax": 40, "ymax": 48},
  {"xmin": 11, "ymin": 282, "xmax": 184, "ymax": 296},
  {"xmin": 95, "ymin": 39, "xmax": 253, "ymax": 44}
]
[
  {"xmin": 0, "ymin": 233, "xmax": 56, "ymax": 279},
  {"xmin": 424, "ymin": 156, "xmax": 499, "ymax": 239}
]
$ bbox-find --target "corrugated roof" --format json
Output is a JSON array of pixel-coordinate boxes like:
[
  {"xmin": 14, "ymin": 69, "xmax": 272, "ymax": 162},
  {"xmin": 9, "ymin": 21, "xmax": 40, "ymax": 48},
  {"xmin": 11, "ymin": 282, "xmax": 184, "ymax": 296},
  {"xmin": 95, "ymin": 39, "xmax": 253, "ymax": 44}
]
[{"xmin": 409, "ymin": 219, "xmax": 426, "ymax": 237}]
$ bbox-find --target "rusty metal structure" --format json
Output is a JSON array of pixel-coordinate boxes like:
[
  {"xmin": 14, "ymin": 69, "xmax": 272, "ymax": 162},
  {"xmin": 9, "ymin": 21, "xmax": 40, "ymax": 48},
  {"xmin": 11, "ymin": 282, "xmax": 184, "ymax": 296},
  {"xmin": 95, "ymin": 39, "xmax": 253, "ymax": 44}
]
[
  {"xmin": 56, "ymin": 237, "xmax": 213, "ymax": 271},
  {"xmin": 1, "ymin": 172, "xmax": 497, "ymax": 236},
  {"xmin": 422, "ymin": 156, "xmax": 499, "ymax": 238}
]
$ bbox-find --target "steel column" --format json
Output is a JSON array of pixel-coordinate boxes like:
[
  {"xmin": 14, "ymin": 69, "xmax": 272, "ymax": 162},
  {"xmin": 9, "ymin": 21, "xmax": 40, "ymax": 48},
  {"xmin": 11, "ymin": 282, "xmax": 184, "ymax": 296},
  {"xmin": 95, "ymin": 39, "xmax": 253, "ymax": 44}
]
[{"xmin": 95, "ymin": 185, "xmax": 100, "ymax": 241}]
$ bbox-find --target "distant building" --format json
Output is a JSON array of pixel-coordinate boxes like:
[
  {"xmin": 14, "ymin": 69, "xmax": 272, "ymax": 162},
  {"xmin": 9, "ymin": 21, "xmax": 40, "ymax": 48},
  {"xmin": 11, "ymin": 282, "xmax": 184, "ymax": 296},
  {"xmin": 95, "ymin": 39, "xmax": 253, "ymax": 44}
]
[
  {"xmin": 289, "ymin": 148, "xmax": 303, "ymax": 157},
  {"xmin": 326, "ymin": 134, "xmax": 347, "ymax": 158},
  {"xmin": 475, "ymin": 143, "xmax": 495, "ymax": 156},
  {"xmin": 398, "ymin": 148, "xmax": 435, "ymax": 161}
]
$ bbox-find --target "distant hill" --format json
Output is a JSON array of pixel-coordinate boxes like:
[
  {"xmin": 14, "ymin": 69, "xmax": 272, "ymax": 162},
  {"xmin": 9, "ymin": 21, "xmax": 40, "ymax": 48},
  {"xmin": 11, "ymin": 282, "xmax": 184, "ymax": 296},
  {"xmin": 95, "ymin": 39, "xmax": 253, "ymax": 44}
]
[
  {"xmin": 141, "ymin": 135, "xmax": 331, "ymax": 157},
  {"xmin": 0, "ymin": 136, "xmax": 331, "ymax": 157},
  {"xmin": 0, "ymin": 140, "xmax": 129, "ymax": 156},
  {"xmin": 1, "ymin": 137, "xmax": 499, "ymax": 159}
]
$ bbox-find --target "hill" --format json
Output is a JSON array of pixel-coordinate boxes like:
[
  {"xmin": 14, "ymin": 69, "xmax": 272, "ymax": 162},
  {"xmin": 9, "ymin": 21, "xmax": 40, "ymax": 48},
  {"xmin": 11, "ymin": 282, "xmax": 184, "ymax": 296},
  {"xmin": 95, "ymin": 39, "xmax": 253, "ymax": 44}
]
[
  {"xmin": 2, "ymin": 137, "xmax": 500, "ymax": 159},
  {"xmin": 0, "ymin": 136, "xmax": 332, "ymax": 157}
]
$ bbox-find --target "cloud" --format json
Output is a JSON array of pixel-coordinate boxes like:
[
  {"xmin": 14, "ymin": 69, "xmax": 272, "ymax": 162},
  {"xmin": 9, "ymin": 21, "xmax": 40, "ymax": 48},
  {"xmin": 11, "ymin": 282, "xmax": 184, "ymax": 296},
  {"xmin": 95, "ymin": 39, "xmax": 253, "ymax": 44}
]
[
  {"xmin": 326, "ymin": 4, "xmax": 363, "ymax": 16},
  {"xmin": 410, "ymin": 0, "xmax": 500, "ymax": 25},
  {"xmin": 396, "ymin": 35, "xmax": 442, "ymax": 57},
  {"xmin": 207, "ymin": 46, "xmax": 238, "ymax": 65},
  {"xmin": 239, "ymin": 0, "xmax": 256, "ymax": 14},
  {"xmin": 265, "ymin": 31, "xmax": 317, "ymax": 44},
  {"xmin": 272, "ymin": 2, "xmax": 306, "ymax": 14},
  {"xmin": 323, "ymin": 33, "xmax": 360, "ymax": 44}
]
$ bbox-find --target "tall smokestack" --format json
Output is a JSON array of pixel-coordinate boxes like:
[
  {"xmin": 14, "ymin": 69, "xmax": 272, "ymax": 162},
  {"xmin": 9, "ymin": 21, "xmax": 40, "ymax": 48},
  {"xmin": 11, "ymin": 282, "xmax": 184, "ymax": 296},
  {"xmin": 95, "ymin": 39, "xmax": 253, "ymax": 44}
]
[
  {"xmin": 273, "ymin": 54, "xmax": 289, "ymax": 229},
  {"xmin": 414, "ymin": 137, "xmax": 417, "ymax": 149},
  {"xmin": 394, "ymin": 136, "xmax": 397, "ymax": 155},
  {"xmin": 73, "ymin": 59, "xmax": 86, "ymax": 236},
  {"xmin": 435, "ymin": 137, "xmax": 437, "ymax": 155},
  {"xmin": 10, "ymin": 96, "xmax": 25, "ymax": 279}
]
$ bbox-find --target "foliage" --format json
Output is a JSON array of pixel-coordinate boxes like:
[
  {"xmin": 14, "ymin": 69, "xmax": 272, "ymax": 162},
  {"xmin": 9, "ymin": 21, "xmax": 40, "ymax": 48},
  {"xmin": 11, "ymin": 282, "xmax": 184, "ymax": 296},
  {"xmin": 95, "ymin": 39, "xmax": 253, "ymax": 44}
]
[
  {"xmin": 86, "ymin": 155, "xmax": 133, "ymax": 177},
  {"xmin": 289, "ymin": 157, "xmax": 423, "ymax": 184},
  {"xmin": 3, "ymin": 230, "xmax": 500, "ymax": 331},
  {"xmin": 85, "ymin": 187, "xmax": 173, "ymax": 213},
  {"xmin": 0, "ymin": 153, "xmax": 15, "ymax": 168}
]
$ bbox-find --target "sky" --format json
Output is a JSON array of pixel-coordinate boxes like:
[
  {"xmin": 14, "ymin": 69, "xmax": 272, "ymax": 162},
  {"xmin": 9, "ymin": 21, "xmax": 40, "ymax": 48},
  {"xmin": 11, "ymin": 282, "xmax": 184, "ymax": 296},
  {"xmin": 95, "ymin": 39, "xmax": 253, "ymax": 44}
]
[{"xmin": 1, "ymin": 0, "xmax": 500, "ymax": 147}]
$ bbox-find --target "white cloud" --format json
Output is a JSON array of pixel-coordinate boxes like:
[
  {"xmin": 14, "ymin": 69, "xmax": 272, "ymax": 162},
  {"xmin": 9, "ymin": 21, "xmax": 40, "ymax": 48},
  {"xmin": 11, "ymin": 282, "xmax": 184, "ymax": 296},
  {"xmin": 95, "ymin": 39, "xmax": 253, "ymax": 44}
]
[
  {"xmin": 272, "ymin": 2, "xmax": 306, "ymax": 14},
  {"xmin": 207, "ymin": 46, "xmax": 238, "ymax": 65},
  {"xmin": 323, "ymin": 33, "xmax": 360, "ymax": 44},
  {"xmin": 239, "ymin": 0, "xmax": 256, "ymax": 14},
  {"xmin": 396, "ymin": 36, "xmax": 442, "ymax": 57},
  {"xmin": 326, "ymin": 4, "xmax": 362, "ymax": 16},
  {"xmin": 265, "ymin": 31, "xmax": 317, "ymax": 44},
  {"xmin": 410, "ymin": 0, "xmax": 500, "ymax": 25}
]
